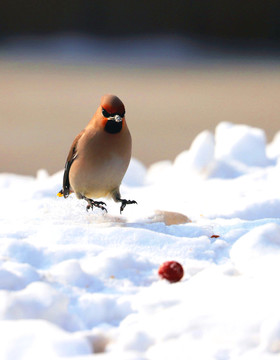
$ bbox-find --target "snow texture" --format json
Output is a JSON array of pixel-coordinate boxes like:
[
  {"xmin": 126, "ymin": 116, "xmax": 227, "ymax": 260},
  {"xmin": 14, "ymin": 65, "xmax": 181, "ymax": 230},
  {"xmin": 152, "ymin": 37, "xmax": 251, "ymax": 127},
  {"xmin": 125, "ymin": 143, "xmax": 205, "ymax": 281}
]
[{"xmin": 1, "ymin": 122, "xmax": 280, "ymax": 359}]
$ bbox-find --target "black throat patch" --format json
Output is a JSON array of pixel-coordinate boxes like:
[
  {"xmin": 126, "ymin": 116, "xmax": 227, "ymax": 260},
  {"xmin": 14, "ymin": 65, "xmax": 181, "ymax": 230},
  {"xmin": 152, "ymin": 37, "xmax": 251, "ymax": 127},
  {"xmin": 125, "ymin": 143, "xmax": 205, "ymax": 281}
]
[{"xmin": 105, "ymin": 120, "xmax": 123, "ymax": 134}]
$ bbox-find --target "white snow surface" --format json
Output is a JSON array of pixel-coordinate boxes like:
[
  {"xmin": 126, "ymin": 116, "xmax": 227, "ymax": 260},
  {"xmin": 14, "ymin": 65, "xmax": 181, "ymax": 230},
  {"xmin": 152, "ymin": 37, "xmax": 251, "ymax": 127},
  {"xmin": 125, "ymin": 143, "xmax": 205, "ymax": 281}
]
[{"xmin": 1, "ymin": 122, "xmax": 280, "ymax": 359}]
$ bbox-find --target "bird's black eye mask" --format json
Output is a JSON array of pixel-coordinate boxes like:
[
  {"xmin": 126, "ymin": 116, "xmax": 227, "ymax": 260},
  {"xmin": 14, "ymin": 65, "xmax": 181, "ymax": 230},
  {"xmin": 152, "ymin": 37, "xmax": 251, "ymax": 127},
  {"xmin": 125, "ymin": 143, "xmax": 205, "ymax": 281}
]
[{"xmin": 102, "ymin": 108, "xmax": 125, "ymax": 118}]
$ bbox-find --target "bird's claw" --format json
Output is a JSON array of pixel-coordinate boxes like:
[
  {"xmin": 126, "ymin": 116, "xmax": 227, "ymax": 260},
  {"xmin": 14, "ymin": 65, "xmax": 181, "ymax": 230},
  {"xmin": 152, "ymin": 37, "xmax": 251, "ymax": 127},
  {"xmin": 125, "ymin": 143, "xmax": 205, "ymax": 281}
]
[
  {"xmin": 85, "ymin": 199, "xmax": 107, "ymax": 213},
  {"xmin": 120, "ymin": 199, "xmax": 137, "ymax": 214}
]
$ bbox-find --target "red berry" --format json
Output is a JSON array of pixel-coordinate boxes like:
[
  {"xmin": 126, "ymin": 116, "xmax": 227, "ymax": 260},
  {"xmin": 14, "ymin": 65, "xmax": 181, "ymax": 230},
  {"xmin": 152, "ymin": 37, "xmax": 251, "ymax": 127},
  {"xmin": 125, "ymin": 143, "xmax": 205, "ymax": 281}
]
[{"xmin": 158, "ymin": 261, "xmax": 184, "ymax": 283}]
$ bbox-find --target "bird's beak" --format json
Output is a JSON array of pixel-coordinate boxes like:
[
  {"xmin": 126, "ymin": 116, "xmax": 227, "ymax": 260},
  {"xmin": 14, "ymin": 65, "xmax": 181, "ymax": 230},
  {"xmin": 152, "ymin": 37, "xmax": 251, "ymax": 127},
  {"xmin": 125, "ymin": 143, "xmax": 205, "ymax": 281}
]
[{"xmin": 108, "ymin": 115, "xmax": 122, "ymax": 123}]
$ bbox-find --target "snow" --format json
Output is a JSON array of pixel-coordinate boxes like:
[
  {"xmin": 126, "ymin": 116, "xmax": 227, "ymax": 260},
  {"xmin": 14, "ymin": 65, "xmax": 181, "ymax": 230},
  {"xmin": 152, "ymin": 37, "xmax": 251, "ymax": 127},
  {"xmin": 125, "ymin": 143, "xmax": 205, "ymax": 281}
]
[{"xmin": 1, "ymin": 121, "xmax": 280, "ymax": 359}]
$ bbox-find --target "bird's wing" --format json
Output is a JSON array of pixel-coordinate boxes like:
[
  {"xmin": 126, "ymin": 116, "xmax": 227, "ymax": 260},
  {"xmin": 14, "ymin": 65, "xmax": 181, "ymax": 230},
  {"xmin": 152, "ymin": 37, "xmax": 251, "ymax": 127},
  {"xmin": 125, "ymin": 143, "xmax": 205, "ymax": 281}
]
[{"xmin": 59, "ymin": 130, "xmax": 85, "ymax": 198}]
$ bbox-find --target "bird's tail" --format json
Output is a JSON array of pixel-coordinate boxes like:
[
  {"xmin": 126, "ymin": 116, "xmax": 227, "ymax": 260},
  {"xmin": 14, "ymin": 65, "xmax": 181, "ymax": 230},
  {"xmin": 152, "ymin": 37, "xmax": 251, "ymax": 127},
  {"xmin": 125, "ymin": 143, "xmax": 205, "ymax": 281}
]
[
  {"xmin": 57, "ymin": 190, "xmax": 64, "ymax": 197},
  {"xmin": 57, "ymin": 189, "xmax": 73, "ymax": 197}
]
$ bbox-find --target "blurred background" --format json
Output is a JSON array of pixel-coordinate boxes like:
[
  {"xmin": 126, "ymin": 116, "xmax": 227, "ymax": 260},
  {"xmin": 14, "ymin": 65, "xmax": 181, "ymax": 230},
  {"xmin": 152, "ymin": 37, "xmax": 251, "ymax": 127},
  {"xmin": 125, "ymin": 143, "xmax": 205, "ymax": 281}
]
[{"xmin": 1, "ymin": 0, "xmax": 280, "ymax": 175}]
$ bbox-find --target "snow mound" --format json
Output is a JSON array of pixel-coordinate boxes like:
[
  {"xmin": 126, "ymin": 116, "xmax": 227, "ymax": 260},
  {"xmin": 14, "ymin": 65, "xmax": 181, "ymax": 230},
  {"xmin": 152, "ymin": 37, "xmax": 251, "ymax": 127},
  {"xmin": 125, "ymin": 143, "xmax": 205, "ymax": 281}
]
[
  {"xmin": 215, "ymin": 122, "xmax": 269, "ymax": 167},
  {"xmin": 0, "ymin": 320, "xmax": 91, "ymax": 359},
  {"xmin": 230, "ymin": 223, "xmax": 280, "ymax": 275}
]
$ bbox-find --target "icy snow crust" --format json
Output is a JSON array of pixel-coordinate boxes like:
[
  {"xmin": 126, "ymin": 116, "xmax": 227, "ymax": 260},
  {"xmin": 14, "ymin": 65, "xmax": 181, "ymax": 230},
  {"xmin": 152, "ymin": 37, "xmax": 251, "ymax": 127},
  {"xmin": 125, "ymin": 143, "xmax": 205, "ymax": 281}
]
[{"xmin": 1, "ymin": 122, "xmax": 280, "ymax": 359}]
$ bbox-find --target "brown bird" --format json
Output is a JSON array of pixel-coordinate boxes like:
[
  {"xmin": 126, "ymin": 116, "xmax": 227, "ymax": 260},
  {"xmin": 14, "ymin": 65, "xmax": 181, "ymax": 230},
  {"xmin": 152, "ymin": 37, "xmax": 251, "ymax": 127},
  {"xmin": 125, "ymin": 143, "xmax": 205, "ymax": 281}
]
[{"xmin": 58, "ymin": 94, "xmax": 137, "ymax": 214}]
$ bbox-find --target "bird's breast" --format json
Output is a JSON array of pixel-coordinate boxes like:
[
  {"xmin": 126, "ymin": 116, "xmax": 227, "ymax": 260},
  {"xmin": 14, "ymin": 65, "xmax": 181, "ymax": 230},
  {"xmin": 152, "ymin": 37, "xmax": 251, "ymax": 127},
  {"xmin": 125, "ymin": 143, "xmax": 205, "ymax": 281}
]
[{"xmin": 69, "ymin": 126, "xmax": 131, "ymax": 199}]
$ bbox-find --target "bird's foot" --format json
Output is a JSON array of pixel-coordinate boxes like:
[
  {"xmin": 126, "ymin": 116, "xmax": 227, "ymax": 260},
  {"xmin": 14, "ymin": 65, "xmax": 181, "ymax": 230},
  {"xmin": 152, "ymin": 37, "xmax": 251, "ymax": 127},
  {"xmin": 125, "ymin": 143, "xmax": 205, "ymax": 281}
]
[
  {"xmin": 119, "ymin": 199, "xmax": 137, "ymax": 214},
  {"xmin": 83, "ymin": 197, "xmax": 107, "ymax": 213}
]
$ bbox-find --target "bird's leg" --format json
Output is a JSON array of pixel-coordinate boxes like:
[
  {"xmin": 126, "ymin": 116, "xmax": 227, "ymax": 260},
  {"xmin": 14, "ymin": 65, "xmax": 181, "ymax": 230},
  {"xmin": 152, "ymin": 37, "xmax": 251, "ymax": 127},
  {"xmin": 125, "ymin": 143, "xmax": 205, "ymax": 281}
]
[
  {"xmin": 82, "ymin": 196, "xmax": 107, "ymax": 213},
  {"xmin": 116, "ymin": 196, "xmax": 137, "ymax": 214}
]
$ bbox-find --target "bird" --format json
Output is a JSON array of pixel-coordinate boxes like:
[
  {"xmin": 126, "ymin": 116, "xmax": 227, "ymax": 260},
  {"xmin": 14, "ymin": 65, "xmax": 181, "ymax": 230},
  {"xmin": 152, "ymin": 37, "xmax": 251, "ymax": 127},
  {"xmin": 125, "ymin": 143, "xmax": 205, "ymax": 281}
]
[{"xmin": 58, "ymin": 94, "xmax": 137, "ymax": 214}]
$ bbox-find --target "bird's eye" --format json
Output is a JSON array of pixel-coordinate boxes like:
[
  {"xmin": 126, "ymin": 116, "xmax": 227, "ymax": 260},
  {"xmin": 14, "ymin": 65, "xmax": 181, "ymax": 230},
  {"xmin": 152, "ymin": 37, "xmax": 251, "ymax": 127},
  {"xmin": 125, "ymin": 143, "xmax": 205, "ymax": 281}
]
[
  {"xmin": 102, "ymin": 108, "xmax": 111, "ymax": 118},
  {"xmin": 120, "ymin": 111, "xmax": 125, "ymax": 118}
]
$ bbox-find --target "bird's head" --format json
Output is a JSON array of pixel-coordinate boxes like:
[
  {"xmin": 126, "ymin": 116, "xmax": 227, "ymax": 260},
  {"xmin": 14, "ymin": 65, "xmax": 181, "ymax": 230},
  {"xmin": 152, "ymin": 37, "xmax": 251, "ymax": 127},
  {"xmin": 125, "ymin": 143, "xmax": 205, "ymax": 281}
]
[{"xmin": 100, "ymin": 94, "xmax": 126, "ymax": 134}]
